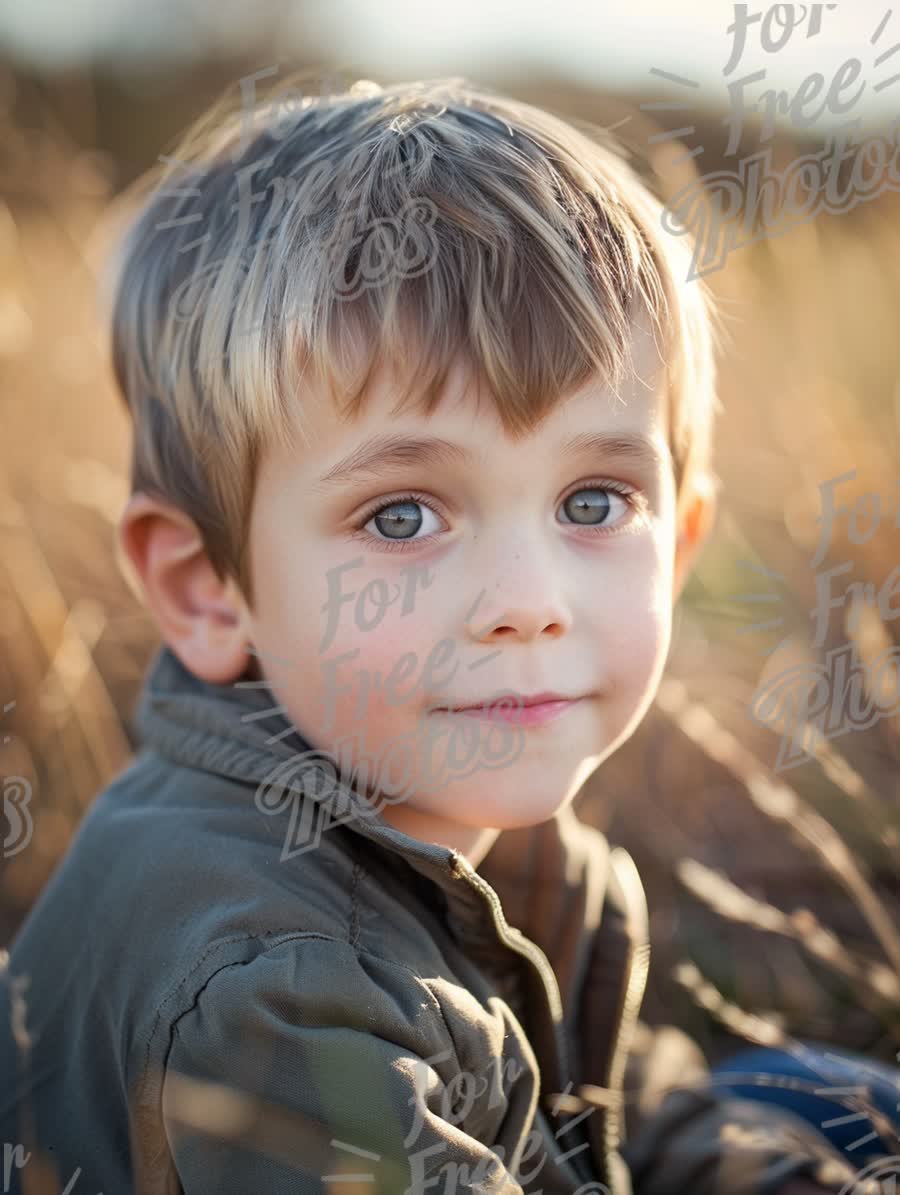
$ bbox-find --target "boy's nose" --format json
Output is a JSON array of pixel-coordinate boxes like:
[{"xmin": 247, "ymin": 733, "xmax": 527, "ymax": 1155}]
[{"xmin": 466, "ymin": 601, "xmax": 571, "ymax": 643}]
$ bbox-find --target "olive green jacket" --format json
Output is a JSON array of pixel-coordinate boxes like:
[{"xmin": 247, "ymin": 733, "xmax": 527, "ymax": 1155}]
[{"xmin": 0, "ymin": 646, "xmax": 860, "ymax": 1194}]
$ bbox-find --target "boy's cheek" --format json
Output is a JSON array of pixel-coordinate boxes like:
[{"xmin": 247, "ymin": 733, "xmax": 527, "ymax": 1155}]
[{"xmin": 275, "ymin": 650, "xmax": 431, "ymax": 753}]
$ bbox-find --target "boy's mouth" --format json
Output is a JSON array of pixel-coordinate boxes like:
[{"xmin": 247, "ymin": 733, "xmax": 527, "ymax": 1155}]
[{"xmin": 430, "ymin": 692, "xmax": 587, "ymax": 728}]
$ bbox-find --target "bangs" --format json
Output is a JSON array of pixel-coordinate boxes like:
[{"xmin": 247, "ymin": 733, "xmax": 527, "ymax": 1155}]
[{"xmin": 282, "ymin": 108, "xmax": 668, "ymax": 445}]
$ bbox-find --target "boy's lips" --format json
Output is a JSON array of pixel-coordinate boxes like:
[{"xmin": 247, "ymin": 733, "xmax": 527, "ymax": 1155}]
[
  {"xmin": 437, "ymin": 691, "xmax": 575, "ymax": 711},
  {"xmin": 430, "ymin": 692, "xmax": 589, "ymax": 727}
]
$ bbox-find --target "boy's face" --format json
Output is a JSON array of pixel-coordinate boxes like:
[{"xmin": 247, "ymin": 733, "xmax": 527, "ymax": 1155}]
[{"xmin": 241, "ymin": 313, "xmax": 710, "ymax": 863}]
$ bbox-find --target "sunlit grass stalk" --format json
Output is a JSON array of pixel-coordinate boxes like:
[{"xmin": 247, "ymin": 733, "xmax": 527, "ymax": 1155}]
[
  {"xmin": 655, "ymin": 677, "xmax": 900, "ymax": 982},
  {"xmin": 676, "ymin": 857, "xmax": 900, "ymax": 1038}
]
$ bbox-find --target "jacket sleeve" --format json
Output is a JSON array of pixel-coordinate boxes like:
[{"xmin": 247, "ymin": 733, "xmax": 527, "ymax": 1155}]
[
  {"xmin": 619, "ymin": 1020, "xmax": 864, "ymax": 1195},
  {"xmin": 160, "ymin": 934, "xmax": 531, "ymax": 1195}
]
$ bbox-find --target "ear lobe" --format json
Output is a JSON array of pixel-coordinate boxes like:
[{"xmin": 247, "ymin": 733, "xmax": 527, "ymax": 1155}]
[{"xmin": 117, "ymin": 491, "xmax": 251, "ymax": 684}]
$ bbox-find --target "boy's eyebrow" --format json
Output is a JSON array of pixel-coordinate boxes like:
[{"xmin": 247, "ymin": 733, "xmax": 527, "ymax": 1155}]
[{"xmin": 313, "ymin": 431, "xmax": 669, "ymax": 490}]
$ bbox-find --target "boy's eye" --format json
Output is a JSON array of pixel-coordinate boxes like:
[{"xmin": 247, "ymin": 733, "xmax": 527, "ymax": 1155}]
[
  {"xmin": 364, "ymin": 498, "xmax": 443, "ymax": 541},
  {"xmin": 359, "ymin": 484, "xmax": 637, "ymax": 546},
  {"xmin": 561, "ymin": 487, "xmax": 619, "ymax": 525}
]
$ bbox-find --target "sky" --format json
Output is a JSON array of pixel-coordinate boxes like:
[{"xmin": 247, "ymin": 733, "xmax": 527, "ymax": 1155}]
[{"xmin": 1, "ymin": 0, "xmax": 898, "ymax": 133}]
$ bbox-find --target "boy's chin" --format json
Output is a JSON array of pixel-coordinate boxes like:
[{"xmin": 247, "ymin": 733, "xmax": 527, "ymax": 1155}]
[{"xmin": 407, "ymin": 779, "xmax": 577, "ymax": 831}]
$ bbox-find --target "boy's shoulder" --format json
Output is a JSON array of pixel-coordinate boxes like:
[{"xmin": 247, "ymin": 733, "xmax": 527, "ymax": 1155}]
[
  {"xmin": 0, "ymin": 748, "xmax": 487, "ymax": 1186},
  {"xmin": 5, "ymin": 743, "xmax": 452, "ymax": 995},
  {"xmin": 0, "ymin": 748, "xmax": 621, "ymax": 1194}
]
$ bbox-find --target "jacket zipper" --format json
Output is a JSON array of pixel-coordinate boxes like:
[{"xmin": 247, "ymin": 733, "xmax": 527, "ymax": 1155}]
[
  {"xmin": 455, "ymin": 860, "xmax": 571, "ymax": 1091},
  {"xmin": 455, "ymin": 852, "xmax": 650, "ymax": 1193},
  {"xmin": 596, "ymin": 848, "xmax": 652, "ymax": 1194}
]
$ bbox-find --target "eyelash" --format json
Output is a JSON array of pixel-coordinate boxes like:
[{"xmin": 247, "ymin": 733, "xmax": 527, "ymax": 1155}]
[{"xmin": 350, "ymin": 481, "xmax": 646, "ymax": 554}]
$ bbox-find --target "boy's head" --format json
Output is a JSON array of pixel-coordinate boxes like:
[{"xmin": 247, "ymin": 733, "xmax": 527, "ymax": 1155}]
[{"xmin": 111, "ymin": 74, "xmax": 724, "ymax": 857}]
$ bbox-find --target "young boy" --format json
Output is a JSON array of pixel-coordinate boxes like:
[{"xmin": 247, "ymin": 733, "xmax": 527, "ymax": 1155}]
[{"xmin": 0, "ymin": 75, "xmax": 864, "ymax": 1194}]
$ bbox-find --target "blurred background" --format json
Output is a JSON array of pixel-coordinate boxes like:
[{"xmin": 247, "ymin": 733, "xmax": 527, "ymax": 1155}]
[{"xmin": 1, "ymin": 0, "xmax": 899, "ymax": 1067}]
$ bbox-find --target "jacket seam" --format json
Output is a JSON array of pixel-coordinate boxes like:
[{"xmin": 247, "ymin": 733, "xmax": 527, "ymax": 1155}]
[
  {"xmin": 140, "ymin": 929, "xmax": 333, "ymax": 1097},
  {"xmin": 348, "ymin": 860, "xmax": 363, "ymax": 947},
  {"xmin": 143, "ymin": 929, "xmax": 462, "ymax": 1105},
  {"xmin": 339, "ymin": 863, "xmax": 457, "ymax": 1047},
  {"xmin": 149, "ymin": 931, "xmax": 466, "ymax": 1176},
  {"xmin": 158, "ymin": 929, "xmax": 511, "ymax": 1195}
]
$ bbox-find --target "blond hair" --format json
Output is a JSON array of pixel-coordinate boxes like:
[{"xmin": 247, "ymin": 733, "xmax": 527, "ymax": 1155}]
[{"xmin": 108, "ymin": 72, "xmax": 726, "ymax": 608}]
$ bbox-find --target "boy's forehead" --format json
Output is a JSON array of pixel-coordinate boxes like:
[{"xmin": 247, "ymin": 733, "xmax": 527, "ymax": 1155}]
[{"xmin": 290, "ymin": 311, "xmax": 669, "ymax": 468}]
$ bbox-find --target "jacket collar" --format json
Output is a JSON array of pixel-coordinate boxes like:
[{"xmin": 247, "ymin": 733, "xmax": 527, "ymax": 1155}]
[{"xmin": 134, "ymin": 644, "xmax": 480, "ymax": 890}]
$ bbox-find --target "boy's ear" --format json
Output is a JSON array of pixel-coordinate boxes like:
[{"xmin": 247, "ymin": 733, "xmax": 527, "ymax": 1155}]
[
  {"xmin": 117, "ymin": 491, "xmax": 252, "ymax": 684},
  {"xmin": 672, "ymin": 475, "xmax": 719, "ymax": 604}
]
